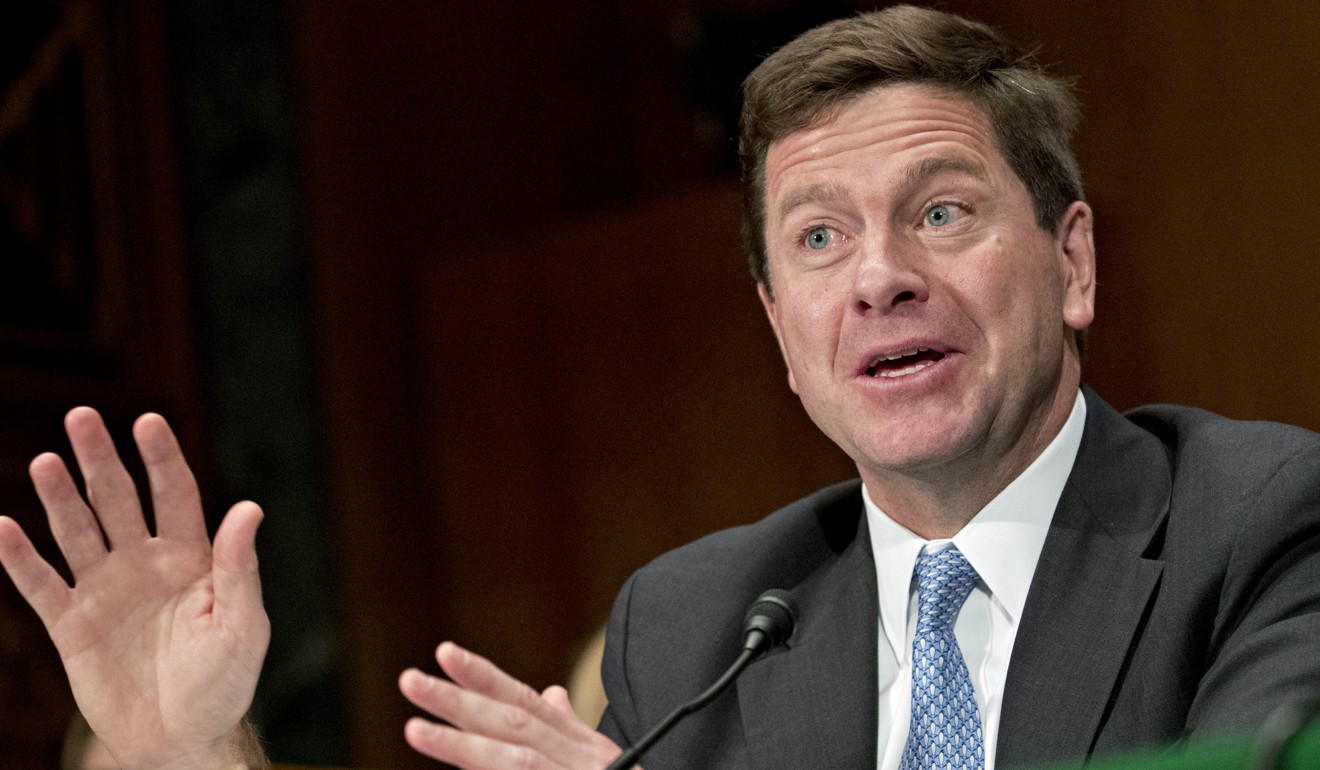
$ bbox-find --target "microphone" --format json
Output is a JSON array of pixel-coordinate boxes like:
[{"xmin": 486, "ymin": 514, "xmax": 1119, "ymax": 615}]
[
  {"xmin": 741, "ymin": 589, "xmax": 798, "ymax": 653},
  {"xmin": 604, "ymin": 589, "xmax": 799, "ymax": 770}
]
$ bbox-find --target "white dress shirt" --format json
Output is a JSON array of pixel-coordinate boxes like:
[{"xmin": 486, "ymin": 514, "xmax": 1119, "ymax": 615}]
[{"xmin": 865, "ymin": 391, "xmax": 1087, "ymax": 770}]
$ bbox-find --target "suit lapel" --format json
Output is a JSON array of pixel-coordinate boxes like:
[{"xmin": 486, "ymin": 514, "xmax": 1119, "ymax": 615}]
[
  {"xmin": 738, "ymin": 491, "xmax": 880, "ymax": 770},
  {"xmin": 998, "ymin": 389, "xmax": 1170, "ymax": 768}
]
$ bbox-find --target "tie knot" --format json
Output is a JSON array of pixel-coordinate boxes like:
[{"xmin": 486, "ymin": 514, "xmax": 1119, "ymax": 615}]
[{"xmin": 913, "ymin": 548, "xmax": 979, "ymax": 632}]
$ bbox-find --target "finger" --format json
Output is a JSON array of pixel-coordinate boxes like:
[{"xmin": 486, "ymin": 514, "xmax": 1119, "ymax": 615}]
[
  {"xmin": 29, "ymin": 453, "xmax": 107, "ymax": 577},
  {"xmin": 399, "ymin": 668, "xmax": 585, "ymax": 763},
  {"xmin": 65, "ymin": 407, "xmax": 149, "ymax": 547},
  {"xmin": 541, "ymin": 685, "xmax": 576, "ymax": 720},
  {"xmin": 212, "ymin": 501, "xmax": 270, "ymax": 657},
  {"xmin": 438, "ymin": 642, "xmax": 599, "ymax": 740},
  {"xmin": 134, "ymin": 413, "xmax": 207, "ymax": 544},
  {"xmin": 0, "ymin": 515, "xmax": 72, "ymax": 629},
  {"xmin": 403, "ymin": 716, "xmax": 564, "ymax": 770}
]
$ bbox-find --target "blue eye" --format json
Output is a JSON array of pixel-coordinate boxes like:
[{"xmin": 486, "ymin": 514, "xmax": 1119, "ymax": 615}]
[
  {"xmin": 805, "ymin": 227, "xmax": 832, "ymax": 250},
  {"xmin": 926, "ymin": 204, "xmax": 953, "ymax": 227}
]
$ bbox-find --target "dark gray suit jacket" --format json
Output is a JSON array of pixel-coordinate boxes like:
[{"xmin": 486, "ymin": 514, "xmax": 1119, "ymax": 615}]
[{"xmin": 596, "ymin": 389, "xmax": 1320, "ymax": 768}]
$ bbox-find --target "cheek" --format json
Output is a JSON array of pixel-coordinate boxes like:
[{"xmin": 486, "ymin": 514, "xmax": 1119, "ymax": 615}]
[
  {"xmin": 933, "ymin": 259, "xmax": 1011, "ymax": 334},
  {"xmin": 804, "ymin": 289, "xmax": 840, "ymax": 326},
  {"xmin": 961, "ymin": 239, "xmax": 1064, "ymax": 322},
  {"xmin": 776, "ymin": 289, "xmax": 840, "ymax": 375}
]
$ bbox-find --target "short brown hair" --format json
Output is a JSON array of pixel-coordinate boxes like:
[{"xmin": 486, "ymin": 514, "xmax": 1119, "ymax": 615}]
[{"xmin": 739, "ymin": 5, "xmax": 1083, "ymax": 290}]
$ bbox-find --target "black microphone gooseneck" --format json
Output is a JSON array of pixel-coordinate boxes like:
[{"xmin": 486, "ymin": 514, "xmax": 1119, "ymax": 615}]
[{"xmin": 603, "ymin": 589, "xmax": 799, "ymax": 770}]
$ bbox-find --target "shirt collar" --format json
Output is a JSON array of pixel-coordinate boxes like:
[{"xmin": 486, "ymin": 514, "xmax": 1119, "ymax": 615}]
[{"xmin": 864, "ymin": 389, "xmax": 1087, "ymax": 660}]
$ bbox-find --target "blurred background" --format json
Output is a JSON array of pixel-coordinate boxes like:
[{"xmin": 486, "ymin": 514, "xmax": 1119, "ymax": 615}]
[{"xmin": 1, "ymin": 0, "xmax": 1317, "ymax": 768}]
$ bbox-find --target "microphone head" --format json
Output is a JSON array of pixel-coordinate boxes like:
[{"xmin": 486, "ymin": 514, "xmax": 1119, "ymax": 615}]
[{"xmin": 742, "ymin": 589, "xmax": 799, "ymax": 653}]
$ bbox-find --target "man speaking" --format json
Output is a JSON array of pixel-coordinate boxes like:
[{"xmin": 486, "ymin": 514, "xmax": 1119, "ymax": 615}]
[{"xmin": 2, "ymin": 5, "xmax": 1318, "ymax": 770}]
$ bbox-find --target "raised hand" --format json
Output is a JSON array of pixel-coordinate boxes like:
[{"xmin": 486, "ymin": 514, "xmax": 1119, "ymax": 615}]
[
  {"xmin": 400, "ymin": 641, "xmax": 630, "ymax": 770},
  {"xmin": 0, "ymin": 407, "xmax": 269, "ymax": 770}
]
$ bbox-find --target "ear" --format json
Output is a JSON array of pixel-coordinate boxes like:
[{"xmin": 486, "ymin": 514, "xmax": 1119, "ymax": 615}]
[
  {"xmin": 757, "ymin": 282, "xmax": 799, "ymax": 394},
  {"xmin": 1057, "ymin": 200, "xmax": 1096, "ymax": 333}
]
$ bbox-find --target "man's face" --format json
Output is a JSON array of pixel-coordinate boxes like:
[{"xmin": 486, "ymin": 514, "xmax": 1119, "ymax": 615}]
[{"xmin": 758, "ymin": 84, "xmax": 1095, "ymax": 493}]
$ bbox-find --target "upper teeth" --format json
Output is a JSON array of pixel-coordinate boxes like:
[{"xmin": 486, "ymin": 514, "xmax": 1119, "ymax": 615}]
[
  {"xmin": 872, "ymin": 347, "xmax": 928, "ymax": 364},
  {"xmin": 864, "ymin": 347, "xmax": 938, "ymax": 378}
]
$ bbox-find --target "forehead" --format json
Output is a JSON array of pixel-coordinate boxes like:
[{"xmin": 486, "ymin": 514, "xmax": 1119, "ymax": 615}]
[{"xmin": 764, "ymin": 84, "xmax": 1006, "ymax": 211}]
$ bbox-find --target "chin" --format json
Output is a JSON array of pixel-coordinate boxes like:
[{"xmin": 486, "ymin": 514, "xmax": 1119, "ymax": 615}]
[{"xmin": 848, "ymin": 426, "xmax": 980, "ymax": 477}]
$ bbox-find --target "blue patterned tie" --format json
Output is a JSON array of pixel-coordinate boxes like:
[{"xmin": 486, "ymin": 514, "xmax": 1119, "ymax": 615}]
[{"xmin": 898, "ymin": 548, "xmax": 985, "ymax": 770}]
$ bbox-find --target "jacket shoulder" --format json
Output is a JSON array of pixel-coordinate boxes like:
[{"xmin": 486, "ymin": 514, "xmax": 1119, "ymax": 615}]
[
  {"xmin": 635, "ymin": 479, "xmax": 863, "ymax": 589},
  {"xmin": 1124, "ymin": 400, "xmax": 1320, "ymax": 451},
  {"xmin": 598, "ymin": 479, "xmax": 864, "ymax": 744},
  {"xmin": 1123, "ymin": 401, "xmax": 1320, "ymax": 484}
]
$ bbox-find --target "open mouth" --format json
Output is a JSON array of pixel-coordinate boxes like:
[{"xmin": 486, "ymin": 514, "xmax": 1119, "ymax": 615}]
[{"xmin": 864, "ymin": 347, "xmax": 946, "ymax": 378}]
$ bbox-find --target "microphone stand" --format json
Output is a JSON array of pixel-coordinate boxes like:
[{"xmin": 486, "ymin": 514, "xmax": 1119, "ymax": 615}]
[
  {"xmin": 603, "ymin": 589, "xmax": 797, "ymax": 770},
  {"xmin": 603, "ymin": 646, "xmax": 759, "ymax": 770}
]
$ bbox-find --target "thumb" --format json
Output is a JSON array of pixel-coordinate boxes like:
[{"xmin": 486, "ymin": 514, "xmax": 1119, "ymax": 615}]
[{"xmin": 212, "ymin": 501, "xmax": 269, "ymax": 646}]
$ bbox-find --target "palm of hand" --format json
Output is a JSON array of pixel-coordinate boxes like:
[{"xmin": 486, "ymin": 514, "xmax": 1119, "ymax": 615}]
[
  {"xmin": 0, "ymin": 408, "xmax": 269, "ymax": 770},
  {"xmin": 59, "ymin": 542, "xmax": 263, "ymax": 766}
]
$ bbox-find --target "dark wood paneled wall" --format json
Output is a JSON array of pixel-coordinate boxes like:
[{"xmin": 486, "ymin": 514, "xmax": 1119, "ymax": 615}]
[{"xmin": 2, "ymin": 1, "xmax": 1318, "ymax": 768}]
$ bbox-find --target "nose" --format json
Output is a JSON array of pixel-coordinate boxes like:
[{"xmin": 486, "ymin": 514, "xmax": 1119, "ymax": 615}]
[{"xmin": 851, "ymin": 232, "xmax": 929, "ymax": 313}]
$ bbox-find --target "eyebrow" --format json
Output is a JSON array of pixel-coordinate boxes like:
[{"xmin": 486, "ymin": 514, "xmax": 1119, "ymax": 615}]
[
  {"xmin": 776, "ymin": 182, "xmax": 850, "ymax": 223},
  {"xmin": 898, "ymin": 155, "xmax": 990, "ymax": 198},
  {"xmin": 774, "ymin": 155, "xmax": 991, "ymax": 223}
]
